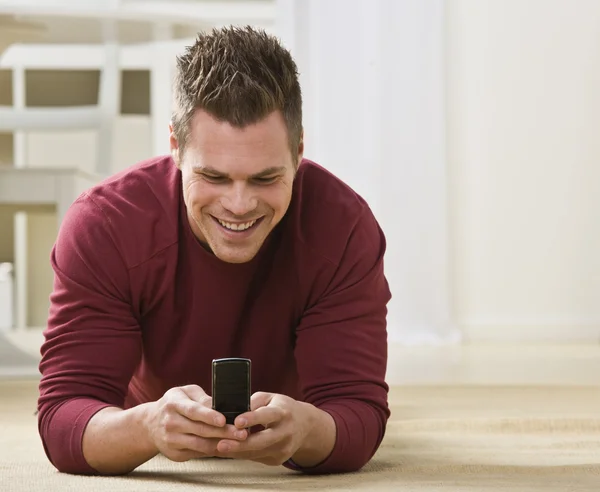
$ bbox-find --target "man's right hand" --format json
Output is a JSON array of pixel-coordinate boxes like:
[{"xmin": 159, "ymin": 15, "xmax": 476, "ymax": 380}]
[{"xmin": 145, "ymin": 384, "xmax": 249, "ymax": 462}]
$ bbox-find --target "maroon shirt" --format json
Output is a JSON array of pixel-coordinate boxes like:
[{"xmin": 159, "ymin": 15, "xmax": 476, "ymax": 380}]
[{"xmin": 37, "ymin": 156, "xmax": 391, "ymax": 475}]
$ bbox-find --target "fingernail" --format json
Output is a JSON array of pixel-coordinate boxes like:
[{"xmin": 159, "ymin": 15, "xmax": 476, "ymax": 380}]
[
  {"xmin": 214, "ymin": 416, "xmax": 223, "ymax": 426},
  {"xmin": 220, "ymin": 443, "xmax": 230, "ymax": 452},
  {"xmin": 236, "ymin": 418, "xmax": 247, "ymax": 428},
  {"xmin": 235, "ymin": 430, "xmax": 246, "ymax": 439}
]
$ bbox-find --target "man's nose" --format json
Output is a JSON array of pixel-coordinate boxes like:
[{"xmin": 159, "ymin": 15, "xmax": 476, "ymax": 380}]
[{"xmin": 221, "ymin": 182, "xmax": 258, "ymax": 217}]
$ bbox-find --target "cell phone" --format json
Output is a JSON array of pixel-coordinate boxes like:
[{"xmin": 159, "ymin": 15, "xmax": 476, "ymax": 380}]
[{"xmin": 212, "ymin": 357, "xmax": 251, "ymax": 425}]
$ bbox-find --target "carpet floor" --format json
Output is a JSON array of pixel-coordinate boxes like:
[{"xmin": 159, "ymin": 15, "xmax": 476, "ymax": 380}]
[{"xmin": 1, "ymin": 380, "xmax": 599, "ymax": 491}]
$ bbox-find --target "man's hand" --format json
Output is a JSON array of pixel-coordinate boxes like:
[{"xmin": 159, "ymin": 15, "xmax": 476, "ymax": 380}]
[
  {"xmin": 214, "ymin": 392, "xmax": 336, "ymax": 468},
  {"xmin": 145, "ymin": 385, "xmax": 249, "ymax": 462}
]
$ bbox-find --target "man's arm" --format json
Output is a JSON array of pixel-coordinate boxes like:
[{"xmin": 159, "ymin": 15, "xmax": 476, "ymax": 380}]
[
  {"xmin": 38, "ymin": 195, "xmax": 147, "ymax": 474},
  {"xmin": 288, "ymin": 401, "xmax": 336, "ymax": 467},
  {"xmin": 81, "ymin": 385, "xmax": 246, "ymax": 475},
  {"xmin": 81, "ymin": 406, "xmax": 158, "ymax": 475},
  {"xmin": 289, "ymin": 207, "xmax": 391, "ymax": 474}
]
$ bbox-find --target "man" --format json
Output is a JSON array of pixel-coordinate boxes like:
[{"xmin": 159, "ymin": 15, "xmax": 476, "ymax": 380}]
[{"xmin": 37, "ymin": 26, "xmax": 391, "ymax": 476}]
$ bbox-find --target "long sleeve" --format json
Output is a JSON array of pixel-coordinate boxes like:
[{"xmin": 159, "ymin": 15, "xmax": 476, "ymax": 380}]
[
  {"xmin": 37, "ymin": 195, "xmax": 143, "ymax": 474},
  {"xmin": 291, "ymin": 208, "xmax": 392, "ymax": 474}
]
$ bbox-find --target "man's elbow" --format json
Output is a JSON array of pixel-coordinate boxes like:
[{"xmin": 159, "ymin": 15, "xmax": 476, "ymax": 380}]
[
  {"xmin": 43, "ymin": 445, "xmax": 134, "ymax": 477},
  {"xmin": 338, "ymin": 407, "xmax": 387, "ymax": 473},
  {"xmin": 40, "ymin": 430, "xmax": 134, "ymax": 477},
  {"xmin": 299, "ymin": 438, "xmax": 384, "ymax": 475},
  {"xmin": 298, "ymin": 453, "xmax": 374, "ymax": 475},
  {"xmin": 38, "ymin": 411, "xmax": 98, "ymax": 476},
  {"xmin": 40, "ymin": 444, "xmax": 97, "ymax": 476},
  {"xmin": 335, "ymin": 448, "xmax": 380, "ymax": 474},
  {"xmin": 306, "ymin": 398, "xmax": 388, "ymax": 474}
]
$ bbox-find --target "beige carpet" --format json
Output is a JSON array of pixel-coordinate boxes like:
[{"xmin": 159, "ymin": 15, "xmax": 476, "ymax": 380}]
[{"xmin": 1, "ymin": 380, "xmax": 599, "ymax": 491}]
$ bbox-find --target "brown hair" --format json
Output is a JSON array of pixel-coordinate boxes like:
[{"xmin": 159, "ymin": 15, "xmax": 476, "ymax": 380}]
[{"xmin": 172, "ymin": 25, "xmax": 303, "ymax": 160}]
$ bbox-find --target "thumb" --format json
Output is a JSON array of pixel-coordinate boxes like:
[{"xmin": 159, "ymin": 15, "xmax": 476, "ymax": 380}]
[
  {"xmin": 250, "ymin": 391, "xmax": 274, "ymax": 411},
  {"xmin": 180, "ymin": 384, "xmax": 211, "ymax": 405}
]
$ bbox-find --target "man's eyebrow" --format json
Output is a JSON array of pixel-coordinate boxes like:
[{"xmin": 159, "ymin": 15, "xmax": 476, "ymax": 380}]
[
  {"xmin": 192, "ymin": 165, "xmax": 286, "ymax": 178},
  {"xmin": 250, "ymin": 166, "xmax": 287, "ymax": 178},
  {"xmin": 192, "ymin": 165, "xmax": 225, "ymax": 175}
]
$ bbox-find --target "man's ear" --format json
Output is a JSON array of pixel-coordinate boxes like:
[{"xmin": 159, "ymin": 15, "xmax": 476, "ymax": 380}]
[
  {"xmin": 296, "ymin": 129, "xmax": 304, "ymax": 169},
  {"xmin": 169, "ymin": 122, "xmax": 181, "ymax": 168}
]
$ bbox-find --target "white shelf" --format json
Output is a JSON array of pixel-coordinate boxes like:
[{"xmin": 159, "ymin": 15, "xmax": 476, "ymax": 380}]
[
  {"xmin": 0, "ymin": 166, "xmax": 100, "ymax": 206},
  {"xmin": 0, "ymin": 107, "xmax": 102, "ymax": 131}
]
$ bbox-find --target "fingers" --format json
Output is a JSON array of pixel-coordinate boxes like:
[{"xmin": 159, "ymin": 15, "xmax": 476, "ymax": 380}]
[
  {"xmin": 250, "ymin": 391, "xmax": 273, "ymax": 411},
  {"xmin": 201, "ymin": 425, "xmax": 247, "ymax": 441},
  {"xmin": 180, "ymin": 384, "xmax": 212, "ymax": 405},
  {"xmin": 153, "ymin": 385, "xmax": 252, "ymax": 464},
  {"xmin": 217, "ymin": 430, "xmax": 295, "ymax": 466},
  {"xmin": 218, "ymin": 427, "xmax": 282, "ymax": 454},
  {"xmin": 212, "ymin": 393, "xmax": 300, "ymax": 466},
  {"xmin": 235, "ymin": 405, "xmax": 286, "ymax": 430},
  {"xmin": 172, "ymin": 434, "xmax": 223, "ymax": 456},
  {"xmin": 168, "ymin": 387, "xmax": 225, "ymax": 427},
  {"xmin": 163, "ymin": 434, "xmax": 224, "ymax": 460},
  {"xmin": 164, "ymin": 411, "xmax": 248, "ymax": 441}
]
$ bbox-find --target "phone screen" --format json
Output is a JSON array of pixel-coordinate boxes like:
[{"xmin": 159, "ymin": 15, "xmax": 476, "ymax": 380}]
[{"xmin": 212, "ymin": 358, "xmax": 251, "ymax": 417}]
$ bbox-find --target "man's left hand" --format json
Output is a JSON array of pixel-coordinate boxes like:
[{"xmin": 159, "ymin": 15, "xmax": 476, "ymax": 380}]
[{"xmin": 215, "ymin": 392, "xmax": 335, "ymax": 467}]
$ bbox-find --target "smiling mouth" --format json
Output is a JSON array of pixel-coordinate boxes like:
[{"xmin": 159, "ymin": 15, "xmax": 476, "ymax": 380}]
[{"xmin": 212, "ymin": 216, "xmax": 264, "ymax": 232}]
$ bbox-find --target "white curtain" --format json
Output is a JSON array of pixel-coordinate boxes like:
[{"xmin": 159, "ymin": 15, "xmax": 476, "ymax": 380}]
[{"xmin": 275, "ymin": 0, "xmax": 459, "ymax": 345}]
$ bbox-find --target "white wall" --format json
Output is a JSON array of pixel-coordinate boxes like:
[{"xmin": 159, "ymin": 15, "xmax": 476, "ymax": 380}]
[
  {"xmin": 3, "ymin": 0, "xmax": 600, "ymax": 343},
  {"xmin": 276, "ymin": 0, "xmax": 600, "ymax": 344},
  {"xmin": 276, "ymin": 0, "xmax": 456, "ymax": 345},
  {"xmin": 448, "ymin": 0, "xmax": 600, "ymax": 342}
]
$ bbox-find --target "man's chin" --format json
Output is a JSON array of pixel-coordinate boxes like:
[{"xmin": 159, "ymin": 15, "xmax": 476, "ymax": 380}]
[
  {"xmin": 203, "ymin": 222, "xmax": 271, "ymax": 264},
  {"xmin": 208, "ymin": 238, "xmax": 262, "ymax": 264},
  {"xmin": 213, "ymin": 248, "xmax": 258, "ymax": 264}
]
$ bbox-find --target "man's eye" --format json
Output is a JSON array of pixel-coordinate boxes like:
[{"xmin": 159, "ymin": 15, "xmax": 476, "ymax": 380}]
[
  {"xmin": 253, "ymin": 176, "xmax": 277, "ymax": 185},
  {"xmin": 203, "ymin": 175, "xmax": 226, "ymax": 183}
]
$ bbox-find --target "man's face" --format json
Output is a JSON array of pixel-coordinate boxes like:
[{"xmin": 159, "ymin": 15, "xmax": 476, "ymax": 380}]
[{"xmin": 171, "ymin": 109, "xmax": 302, "ymax": 264}]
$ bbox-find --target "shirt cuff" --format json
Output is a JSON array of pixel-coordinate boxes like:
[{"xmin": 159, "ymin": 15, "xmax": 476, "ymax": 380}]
[
  {"xmin": 282, "ymin": 399, "xmax": 386, "ymax": 474},
  {"xmin": 41, "ymin": 398, "xmax": 115, "ymax": 474}
]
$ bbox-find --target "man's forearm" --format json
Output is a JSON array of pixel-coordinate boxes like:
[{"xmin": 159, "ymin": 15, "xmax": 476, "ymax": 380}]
[
  {"xmin": 82, "ymin": 403, "xmax": 159, "ymax": 475},
  {"xmin": 291, "ymin": 402, "xmax": 336, "ymax": 468}
]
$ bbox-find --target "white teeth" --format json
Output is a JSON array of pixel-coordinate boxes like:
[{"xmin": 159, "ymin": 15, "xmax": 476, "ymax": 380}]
[{"xmin": 217, "ymin": 219, "xmax": 257, "ymax": 231}]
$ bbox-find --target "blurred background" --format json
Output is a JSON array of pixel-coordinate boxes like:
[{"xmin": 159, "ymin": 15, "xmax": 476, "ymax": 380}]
[{"xmin": 0, "ymin": 0, "xmax": 599, "ymax": 384}]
